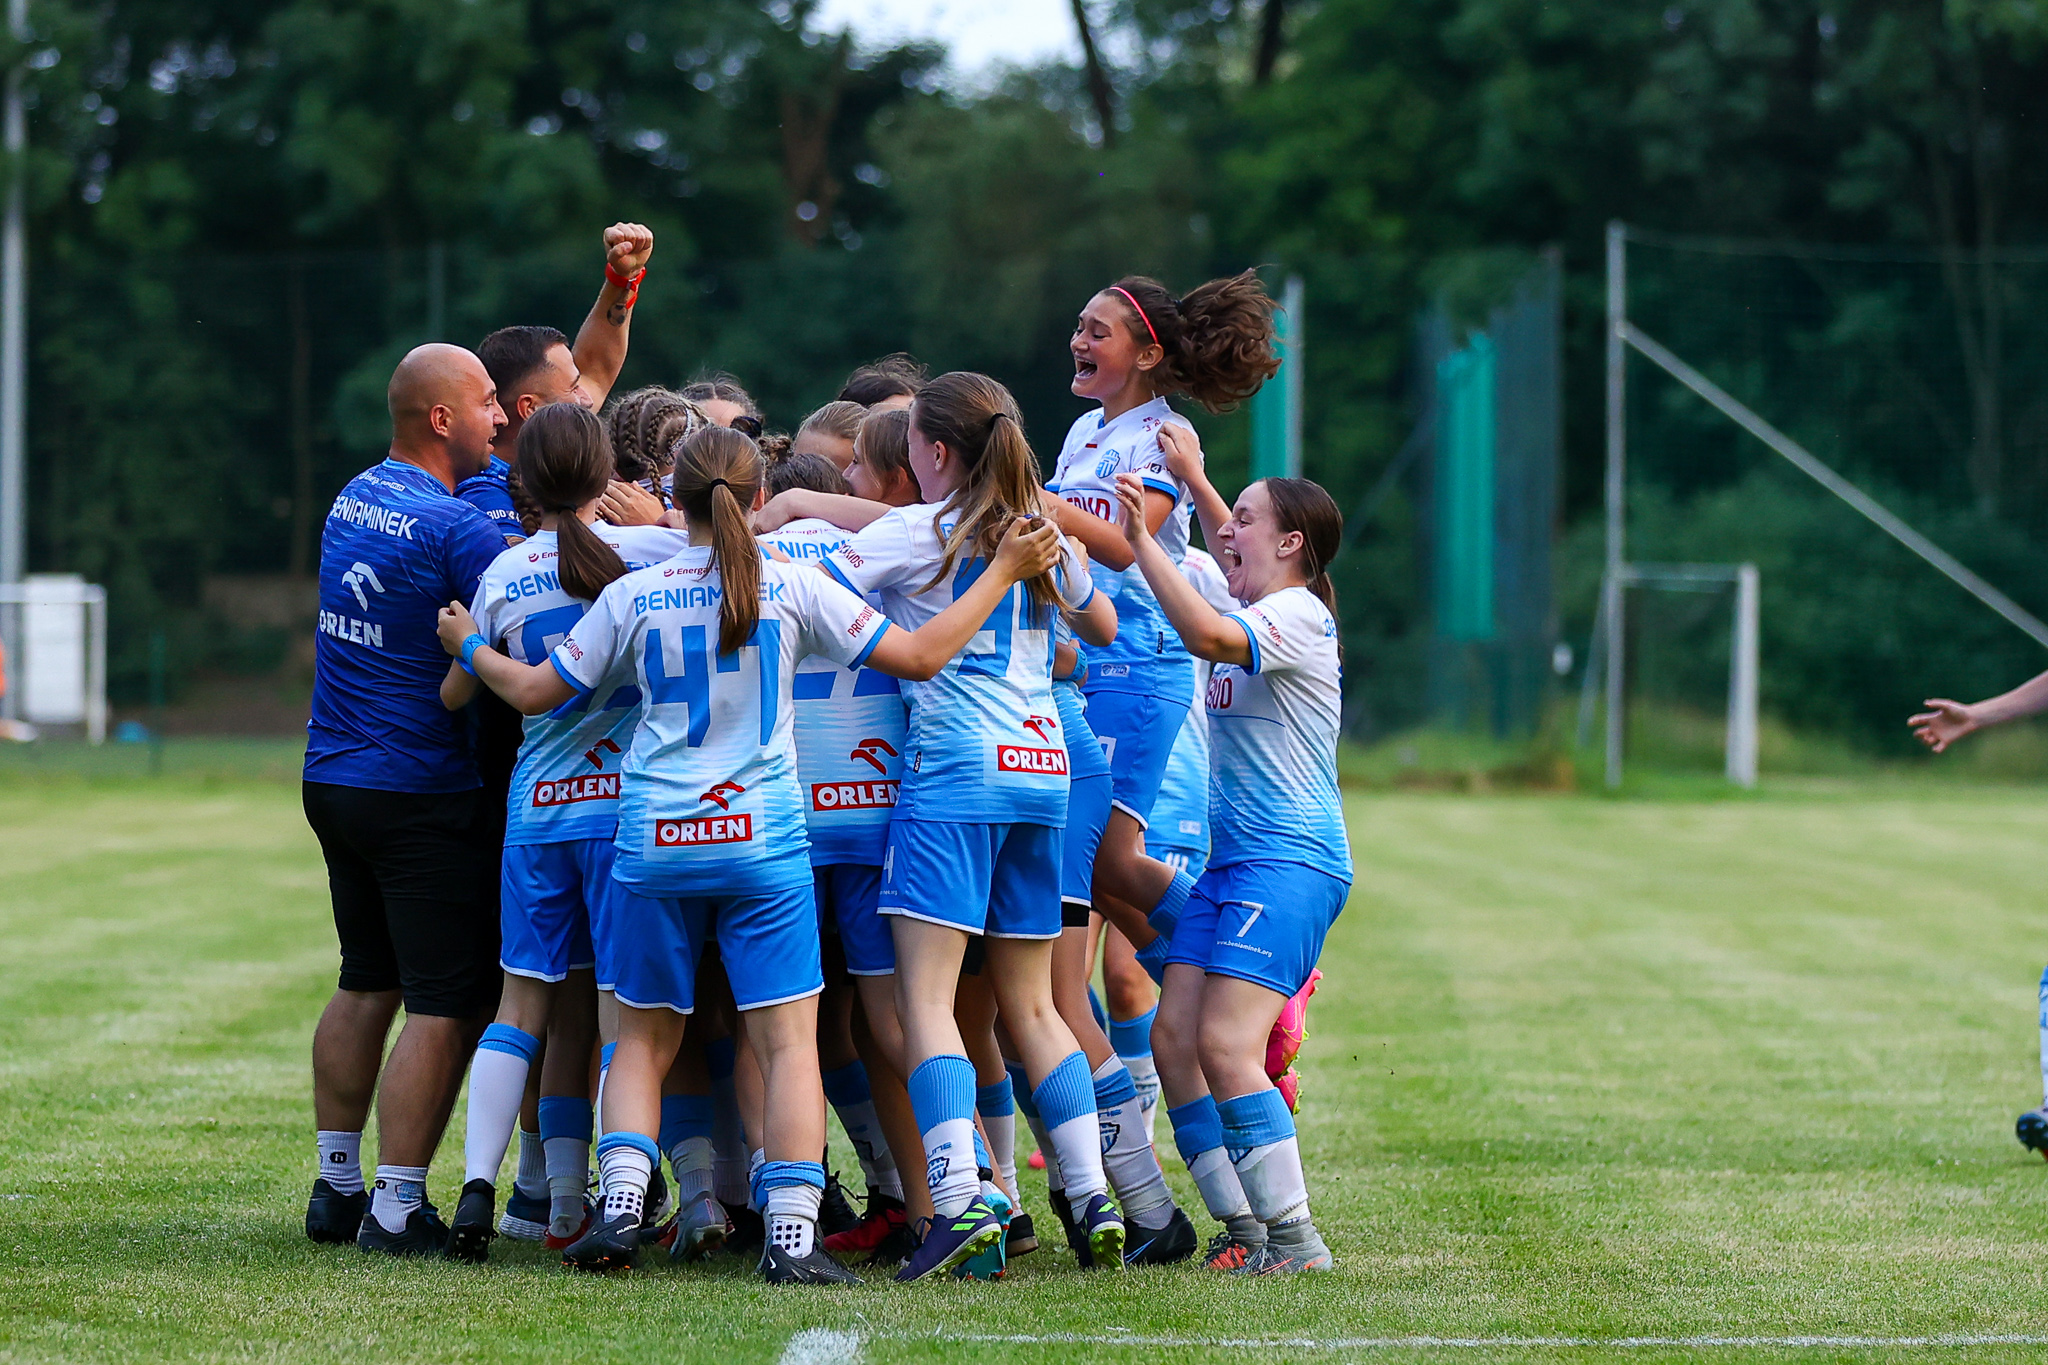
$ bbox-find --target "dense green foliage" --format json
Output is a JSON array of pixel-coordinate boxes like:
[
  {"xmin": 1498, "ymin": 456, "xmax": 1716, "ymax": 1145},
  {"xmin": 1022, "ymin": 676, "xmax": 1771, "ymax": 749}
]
[{"xmin": 15, "ymin": 0, "xmax": 2048, "ymax": 744}]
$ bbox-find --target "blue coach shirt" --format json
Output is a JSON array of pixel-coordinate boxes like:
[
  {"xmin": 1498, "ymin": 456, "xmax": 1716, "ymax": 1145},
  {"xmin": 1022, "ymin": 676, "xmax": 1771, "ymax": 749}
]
[
  {"xmin": 305, "ymin": 458, "xmax": 510, "ymax": 793},
  {"xmin": 456, "ymin": 454, "xmax": 524, "ymax": 541}
]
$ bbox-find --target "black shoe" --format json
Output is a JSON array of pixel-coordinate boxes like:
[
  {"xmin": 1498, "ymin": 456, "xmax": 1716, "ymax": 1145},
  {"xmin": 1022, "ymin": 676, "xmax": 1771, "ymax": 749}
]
[
  {"xmin": 305, "ymin": 1178, "xmax": 366, "ymax": 1245},
  {"xmin": 356, "ymin": 1204, "xmax": 450, "ymax": 1257},
  {"xmin": 1123, "ymin": 1205, "xmax": 1197, "ymax": 1265},
  {"xmin": 1006, "ymin": 1210, "xmax": 1039, "ymax": 1257},
  {"xmin": 724, "ymin": 1204, "xmax": 766, "ymax": 1259},
  {"xmin": 820, "ymin": 1171, "xmax": 862, "ymax": 1237},
  {"xmin": 562, "ymin": 1211, "xmax": 641, "ymax": 1271},
  {"xmin": 2018, "ymin": 1108, "xmax": 2048, "ymax": 1159},
  {"xmin": 761, "ymin": 1238, "xmax": 863, "ymax": 1285},
  {"xmin": 1047, "ymin": 1186, "xmax": 1092, "ymax": 1268},
  {"xmin": 444, "ymin": 1178, "xmax": 497, "ymax": 1263},
  {"xmin": 863, "ymin": 1214, "xmax": 918, "ymax": 1268}
]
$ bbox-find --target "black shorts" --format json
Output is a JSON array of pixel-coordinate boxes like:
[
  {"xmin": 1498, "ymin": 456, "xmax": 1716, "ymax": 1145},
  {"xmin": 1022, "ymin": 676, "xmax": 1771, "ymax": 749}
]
[{"xmin": 303, "ymin": 780, "xmax": 501, "ymax": 1017}]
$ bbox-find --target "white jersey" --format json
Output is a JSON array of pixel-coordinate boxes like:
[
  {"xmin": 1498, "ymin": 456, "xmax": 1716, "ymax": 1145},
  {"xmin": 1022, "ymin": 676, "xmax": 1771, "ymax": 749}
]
[
  {"xmin": 823, "ymin": 503, "xmax": 1094, "ymax": 827},
  {"xmin": 760, "ymin": 518, "xmax": 908, "ymax": 866},
  {"xmin": 1147, "ymin": 548, "xmax": 1237, "ymax": 850},
  {"xmin": 470, "ymin": 524, "xmax": 690, "ymax": 847},
  {"xmin": 1050, "ymin": 395, "xmax": 1194, "ymax": 699},
  {"xmin": 551, "ymin": 548, "xmax": 893, "ymax": 896},
  {"xmin": 1206, "ymin": 585, "xmax": 1351, "ymax": 881}
]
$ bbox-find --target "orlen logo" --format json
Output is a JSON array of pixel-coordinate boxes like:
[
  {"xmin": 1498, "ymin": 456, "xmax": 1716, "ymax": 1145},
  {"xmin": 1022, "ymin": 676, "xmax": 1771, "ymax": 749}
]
[
  {"xmin": 700, "ymin": 779, "xmax": 746, "ymax": 811},
  {"xmin": 655, "ymin": 814, "xmax": 753, "ymax": 846},
  {"xmin": 849, "ymin": 736, "xmax": 897, "ymax": 774},
  {"xmin": 811, "ymin": 780, "xmax": 899, "ymax": 811},
  {"xmin": 1021, "ymin": 714, "xmax": 1057, "ymax": 742},
  {"xmin": 997, "ymin": 744, "xmax": 1068, "ymax": 776},
  {"xmin": 533, "ymin": 774, "xmax": 619, "ymax": 807}
]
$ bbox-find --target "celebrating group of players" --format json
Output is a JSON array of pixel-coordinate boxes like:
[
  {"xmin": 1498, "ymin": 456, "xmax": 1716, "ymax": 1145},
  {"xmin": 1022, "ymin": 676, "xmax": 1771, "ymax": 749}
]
[{"xmin": 298, "ymin": 222, "xmax": 1351, "ymax": 1285}]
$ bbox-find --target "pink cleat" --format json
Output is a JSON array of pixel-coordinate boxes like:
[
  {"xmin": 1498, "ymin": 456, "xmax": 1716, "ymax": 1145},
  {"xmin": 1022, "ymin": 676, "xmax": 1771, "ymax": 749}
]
[
  {"xmin": 1266, "ymin": 968, "xmax": 1322, "ymax": 1080},
  {"xmin": 1276, "ymin": 1067, "xmax": 1303, "ymax": 1114},
  {"xmin": 1027, "ymin": 1149, "xmax": 1046, "ymax": 1171}
]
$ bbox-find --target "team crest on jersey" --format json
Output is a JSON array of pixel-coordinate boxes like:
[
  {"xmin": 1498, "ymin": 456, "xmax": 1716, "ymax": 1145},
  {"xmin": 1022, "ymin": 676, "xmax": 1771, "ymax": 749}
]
[
  {"xmin": 532, "ymin": 774, "xmax": 620, "ymax": 807},
  {"xmin": 655, "ymin": 814, "xmax": 753, "ymax": 846},
  {"xmin": 1095, "ymin": 455, "xmax": 1117, "ymax": 479}
]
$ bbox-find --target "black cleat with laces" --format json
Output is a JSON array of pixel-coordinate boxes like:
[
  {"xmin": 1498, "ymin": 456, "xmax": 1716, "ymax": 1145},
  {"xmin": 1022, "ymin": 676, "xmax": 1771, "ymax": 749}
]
[
  {"xmin": 761, "ymin": 1239, "xmax": 862, "ymax": 1285},
  {"xmin": 2018, "ymin": 1107, "xmax": 2048, "ymax": 1159},
  {"xmin": 562, "ymin": 1210, "xmax": 642, "ymax": 1271},
  {"xmin": 444, "ymin": 1179, "xmax": 497, "ymax": 1263},
  {"xmin": 1123, "ymin": 1205, "xmax": 1197, "ymax": 1266},
  {"xmin": 820, "ymin": 1171, "xmax": 863, "ymax": 1237},
  {"xmin": 356, "ymin": 1204, "xmax": 450, "ymax": 1258},
  {"xmin": 305, "ymin": 1178, "xmax": 366, "ymax": 1245}
]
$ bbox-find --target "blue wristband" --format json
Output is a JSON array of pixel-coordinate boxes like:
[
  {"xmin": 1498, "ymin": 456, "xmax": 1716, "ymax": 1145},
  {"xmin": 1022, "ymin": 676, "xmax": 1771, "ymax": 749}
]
[{"xmin": 459, "ymin": 633, "xmax": 487, "ymax": 676}]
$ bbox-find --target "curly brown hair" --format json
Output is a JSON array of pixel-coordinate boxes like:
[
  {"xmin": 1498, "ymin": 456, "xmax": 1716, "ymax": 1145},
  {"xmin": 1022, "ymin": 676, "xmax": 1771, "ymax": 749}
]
[{"xmin": 1103, "ymin": 270, "xmax": 1281, "ymax": 413}]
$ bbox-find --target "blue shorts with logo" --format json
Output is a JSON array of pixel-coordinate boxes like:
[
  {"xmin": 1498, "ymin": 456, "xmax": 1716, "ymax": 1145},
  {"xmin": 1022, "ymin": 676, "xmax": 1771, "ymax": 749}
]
[
  {"xmin": 608, "ymin": 876, "xmax": 824, "ymax": 1014},
  {"xmin": 499, "ymin": 839, "xmax": 624, "ymax": 982},
  {"xmin": 1062, "ymin": 774, "xmax": 1114, "ymax": 908},
  {"xmin": 1085, "ymin": 691, "xmax": 1190, "ymax": 827},
  {"xmin": 879, "ymin": 819, "xmax": 1062, "ymax": 940},
  {"xmin": 1165, "ymin": 860, "xmax": 1349, "ymax": 997},
  {"xmin": 1144, "ymin": 841, "xmax": 1209, "ymax": 888},
  {"xmin": 815, "ymin": 863, "xmax": 893, "ymax": 976}
]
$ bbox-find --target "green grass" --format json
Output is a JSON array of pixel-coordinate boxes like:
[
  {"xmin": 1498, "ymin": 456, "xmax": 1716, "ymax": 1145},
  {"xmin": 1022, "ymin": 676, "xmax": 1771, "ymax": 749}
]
[{"xmin": 8, "ymin": 766, "xmax": 2048, "ymax": 1361}]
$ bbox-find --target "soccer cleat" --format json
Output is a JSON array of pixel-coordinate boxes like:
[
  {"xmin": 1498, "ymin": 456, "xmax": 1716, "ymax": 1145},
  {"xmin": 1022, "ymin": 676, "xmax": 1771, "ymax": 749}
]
[
  {"xmin": 562, "ymin": 1211, "xmax": 641, "ymax": 1271},
  {"xmin": 1202, "ymin": 1229, "xmax": 1257, "ymax": 1271},
  {"xmin": 1006, "ymin": 1210, "xmax": 1039, "ymax": 1257},
  {"xmin": 820, "ymin": 1171, "xmax": 863, "ymax": 1237},
  {"xmin": 864, "ymin": 1215, "xmax": 918, "ymax": 1268},
  {"xmin": 1276, "ymin": 1066, "xmax": 1304, "ymax": 1114},
  {"xmin": 444, "ymin": 1178, "xmax": 497, "ymax": 1263},
  {"xmin": 1047, "ymin": 1187, "xmax": 1091, "ymax": 1267},
  {"xmin": 669, "ymin": 1194, "xmax": 728, "ymax": 1262},
  {"xmin": 356, "ymin": 1205, "xmax": 450, "ymax": 1258},
  {"xmin": 824, "ymin": 1192, "xmax": 907, "ymax": 1258},
  {"xmin": 304, "ymin": 1178, "xmax": 366, "ymax": 1245},
  {"xmin": 1235, "ymin": 1237, "xmax": 1335, "ymax": 1275},
  {"xmin": 1027, "ymin": 1149, "xmax": 1046, "ymax": 1171},
  {"xmin": 724, "ymin": 1205, "xmax": 766, "ymax": 1260},
  {"xmin": 1123, "ymin": 1205, "xmax": 1197, "ymax": 1266},
  {"xmin": 1266, "ymin": 967, "xmax": 1323, "ymax": 1080},
  {"xmin": 498, "ymin": 1186, "xmax": 550, "ymax": 1242},
  {"xmin": 543, "ymin": 1196, "xmax": 595, "ymax": 1251},
  {"xmin": 954, "ymin": 1184, "xmax": 1012, "ymax": 1281},
  {"xmin": 2018, "ymin": 1108, "xmax": 2048, "ymax": 1159},
  {"xmin": 1079, "ymin": 1192, "xmax": 1125, "ymax": 1270},
  {"xmin": 893, "ymin": 1200, "xmax": 1005, "ymax": 1282},
  {"xmin": 761, "ymin": 1239, "xmax": 863, "ymax": 1285},
  {"xmin": 641, "ymin": 1169, "xmax": 676, "ymax": 1246}
]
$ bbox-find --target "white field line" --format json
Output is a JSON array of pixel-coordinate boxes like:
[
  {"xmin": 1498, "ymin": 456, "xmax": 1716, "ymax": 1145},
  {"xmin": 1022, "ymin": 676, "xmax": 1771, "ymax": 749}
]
[
  {"xmin": 777, "ymin": 1327, "xmax": 865, "ymax": 1365},
  {"xmin": 907, "ymin": 1331, "xmax": 2048, "ymax": 1351}
]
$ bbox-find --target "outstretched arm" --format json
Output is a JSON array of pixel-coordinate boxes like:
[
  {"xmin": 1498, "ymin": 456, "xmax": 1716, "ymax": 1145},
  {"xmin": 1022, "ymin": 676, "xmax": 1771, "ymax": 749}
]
[
  {"xmin": 756, "ymin": 489, "xmax": 894, "ymax": 534},
  {"xmin": 1112, "ymin": 475, "xmax": 1251, "ymax": 668},
  {"xmin": 436, "ymin": 601, "xmax": 577, "ymax": 715},
  {"xmin": 1910, "ymin": 669, "xmax": 2048, "ymax": 752},
  {"xmin": 571, "ymin": 223, "xmax": 654, "ymax": 410},
  {"xmin": 865, "ymin": 517, "xmax": 1062, "ymax": 681},
  {"xmin": 1047, "ymin": 487, "xmax": 1174, "ymax": 573},
  {"xmin": 1157, "ymin": 424, "xmax": 1232, "ymax": 554}
]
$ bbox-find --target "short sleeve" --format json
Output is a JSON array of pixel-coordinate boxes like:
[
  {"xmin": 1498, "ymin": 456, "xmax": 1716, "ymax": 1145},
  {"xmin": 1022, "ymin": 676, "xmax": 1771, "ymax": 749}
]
[
  {"xmin": 469, "ymin": 569, "xmax": 505, "ymax": 649},
  {"xmin": 457, "ymin": 475, "xmax": 521, "ymax": 542},
  {"xmin": 1133, "ymin": 420, "xmax": 1189, "ymax": 499},
  {"xmin": 445, "ymin": 508, "xmax": 510, "ymax": 606},
  {"xmin": 1226, "ymin": 589, "xmax": 1324, "ymax": 676},
  {"xmin": 789, "ymin": 566, "xmax": 893, "ymax": 670},
  {"xmin": 1054, "ymin": 534, "xmax": 1097, "ymax": 611},
  {"xmin": 551, "ymin": 579, "xmax": 630, "ymax": 696},
  {"xmin": 823, "ymin": 507, "xmax": 920, "ymax": 596}
]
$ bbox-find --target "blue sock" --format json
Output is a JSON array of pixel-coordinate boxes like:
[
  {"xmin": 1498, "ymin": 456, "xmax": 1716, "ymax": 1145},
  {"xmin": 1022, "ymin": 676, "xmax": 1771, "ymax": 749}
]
[
  {"xmin": 976, "ymin": 1080, "xmax": 1015, "ymax": 1119},
  {"xmin": 1168, "ymin": 1096, "xmax": 1225, "ymax": 1164},
  {"xmin": 1088, "ymin": 984, "xmax": 1110, "ymax": 1033},
  {"xmin": 477, "ymin": 1022, "xmax": 540, "ymax": 1061},
  {"xmin": 1031, "ymin": 1051, "xmax": 1106, "ymax": 1199},
  {"xmin": 1006, "ymin": 1060, "xmax": 1038, "ymax": 1120},
  {"xmin": 1147, "ymin": 868, "xmax": 1196, "ymax": 937},
  {"xmin": 659, "ymin": 1094, "xmax": 714, "ymax": 1154},
  {"xmin": 1134, "ymin": 934, "xmax": 1173, "ymax": 985},
  {"xmin": 538, "ymin": 1095, "xmax": 591, "ymax": 1142},
  {"xmin": 1109, "ymin": 1004, "xmax": 1157, "ymax": 1061},
  {"xmin": 907, "ymin": 1055, "xmax": 979, "ymax": 1214},
  {"xmin": 1216, "ymin": 1089, "xmax": 1295, "ymax": 1161},
  {"xmin": 821, "ymin": 1061, "xmax": 871, "ymax": 1109}
]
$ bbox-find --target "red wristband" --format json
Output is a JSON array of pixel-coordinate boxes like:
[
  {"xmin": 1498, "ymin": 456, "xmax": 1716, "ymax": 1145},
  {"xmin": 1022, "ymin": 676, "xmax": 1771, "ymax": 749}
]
[{"xmin": 605, "ymin": 262, "xmax": 645, "ymax": 293}]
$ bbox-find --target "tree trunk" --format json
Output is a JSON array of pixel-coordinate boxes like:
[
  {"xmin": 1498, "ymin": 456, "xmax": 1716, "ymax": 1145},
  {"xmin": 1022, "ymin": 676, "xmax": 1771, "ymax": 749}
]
[
  {"xmin": 1255, "ymin": 0, "xmax": 1287, "ymax": 84},
  {"xmin": 287, "ymin": 258, "xmax": 315, "ymax": 579},
  {"xmin": 779, "ymin": 35, "xmax": 849, "ymax": 246},
  {"xmin": 1069, "ymin": 0, "xmax": 1117, "ymax": 146}
]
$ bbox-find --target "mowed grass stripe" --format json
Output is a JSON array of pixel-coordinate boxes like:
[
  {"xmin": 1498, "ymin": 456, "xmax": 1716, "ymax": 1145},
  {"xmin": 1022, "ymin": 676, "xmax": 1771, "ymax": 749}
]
[{"xmin": 4, "ymin": 782, "xmax": 2048, "ymax": 1361}]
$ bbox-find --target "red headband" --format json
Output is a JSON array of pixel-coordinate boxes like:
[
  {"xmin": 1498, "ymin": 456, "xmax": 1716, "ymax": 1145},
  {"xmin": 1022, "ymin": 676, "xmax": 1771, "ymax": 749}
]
[{"xmin": 1110, "ymin": 286, "xmax": 1159, "ymax": 347}]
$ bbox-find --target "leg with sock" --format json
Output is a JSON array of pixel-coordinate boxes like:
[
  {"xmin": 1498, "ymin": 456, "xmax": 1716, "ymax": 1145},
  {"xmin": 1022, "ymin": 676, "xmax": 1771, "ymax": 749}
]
[
  {"xmin": 823, "ymin": 1060, "xmax": 897, "ymax": 1198},
  {"xmin": 2022, "ymin": 967, "xmax": 2048, "ymax": 1158},
  {"xmin": 1169, "ymin": 1094, "xmax": 1263, "ymax": 1266},
  {"xmin": 449, "ymin": 1020, "xmax": 540, "ymax": 1260},
  {"xmin": 976, "ymin": 1078, "xmax": 1017, "ymax": 1195},
  {"xmin": 1092, "ymin": 1055, "xmax": 1192, "ymax": 1261},
  {"xmin": 539, "ymin": 1094, "xmax": 593, "ymax": 1242},
  {"xmin": 1217, "ymin": 1087, "xmax": 1331, "ymax": 1272}
]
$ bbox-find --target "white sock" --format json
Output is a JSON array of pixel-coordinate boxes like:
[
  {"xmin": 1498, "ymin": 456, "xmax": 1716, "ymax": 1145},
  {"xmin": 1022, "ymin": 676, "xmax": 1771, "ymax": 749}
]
[
  {"xmin": 877, "ymin": 1162, "xmax": 904, "ymax": 1201},
  {"xmin": 1045, "ymin": 1111, "xmax": 1107, "ymax": 1202},
  {"xmin": 1092, "ymin": 1058, "xmax": 1174, "ymax": 1225},
  {"xmin": 669, "ymin": 1135, "xmax": 716, "ymax": 1205},
  {"xmin": 370, "ymin": 1163, "xmax": 428, "ymax": 1234},
  {"xmin": 922, "ymin": 1117, "xmax": 982, "ymax": 1217},
  {"xmin": 1188, "ymin": 1147, "xmax": 1253, "ymax": 1223},
  {"xmin": 544, "ymin": 1136, "xmax": 589, "ymax": 1225},
  {"xmin": 598, "ymin": 1144, "xmax": 653, "ymax": 1224},
  {"xmin": 462, "ymin": 1044, "xmax": 533, "ymax": 1187},
  {"xmin": 984, "ymin": 1110, "xmax": 1017, "ymax": 1193},
  {"xmin": 316, "ymin": 1130, "xmax": 363, "ymax": 1195},
  {"xmin": 1125, "ymin": 1052, "xmax": 1162, "ymax": 1143},
  {"xmin": 1233, "ymin": 1134, "xmax": 1311, "ymax": 1229},
  {"xmin": 766, "ymin": 1183, "xmax": 823, "ymax": 1259}
]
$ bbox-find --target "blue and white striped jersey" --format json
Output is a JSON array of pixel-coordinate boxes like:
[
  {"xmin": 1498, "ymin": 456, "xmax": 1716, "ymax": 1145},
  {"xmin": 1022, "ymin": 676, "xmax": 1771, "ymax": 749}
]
[
  {"xmin": 469, "ymin": 523, "xmax": 689, "ymax": 847},
  {"xmin": 760, "ymin": 518, "xmax": 908, "ymax": 867},
  {"xmin": 1050, "ymin": 396, "xmax": 1194, "ymax": 702},
  {"xmin": 1207, "ymin": 585, "xmax": 1351, "ymax": 881},
  {"xmin": 551, "ymin": 549, "xmax": 893, "ymax": 896},
  {"xmin": 823, "ymin": 503, "xmax": 1094, "ymax": 827}
]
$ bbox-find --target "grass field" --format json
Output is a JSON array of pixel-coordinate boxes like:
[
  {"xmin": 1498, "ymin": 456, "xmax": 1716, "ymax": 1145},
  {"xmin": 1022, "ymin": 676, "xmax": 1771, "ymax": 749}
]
[{"xmin": 8, "ymin": 746, "xmax": 2048, "ymax": 1361}]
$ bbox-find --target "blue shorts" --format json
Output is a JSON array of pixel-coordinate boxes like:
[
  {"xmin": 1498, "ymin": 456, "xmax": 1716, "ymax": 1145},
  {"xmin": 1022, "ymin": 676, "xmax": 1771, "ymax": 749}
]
[
  {"xmin": 1062, "ymin": 774, "xmax": 1114, "ymax": 908},
  {"xmin": 498, "ymin": 840, "xmax": 617, "ymax": 981},
  {"xmin": 1145, "ymin": 842, "xmax": 1209, "ymax": 887},
  {"xmin": 1165, "ymin": 860, "xmax": 1349, "ymax": 997},
  {"xmin": 815, "ymin": 863, "xmax": 893, "ymax": 976},
  {"xmin": 1086, "ymin": 691, "xmax": 1189, "ymax": 826},
  {"xmin": 879, "ymin": 819, "xmax": 1062, "ymax": 940},
  {"xmin": 608, "ymin": 879, "xmax": 824, "ymax": 1014}
]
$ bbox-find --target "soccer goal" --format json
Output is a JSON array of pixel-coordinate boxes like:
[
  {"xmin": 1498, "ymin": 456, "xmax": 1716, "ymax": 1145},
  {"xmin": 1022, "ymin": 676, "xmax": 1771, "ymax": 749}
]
[{"xmin": 1594, "ymin": 222, "xmax": 2048, "ymax": 789}]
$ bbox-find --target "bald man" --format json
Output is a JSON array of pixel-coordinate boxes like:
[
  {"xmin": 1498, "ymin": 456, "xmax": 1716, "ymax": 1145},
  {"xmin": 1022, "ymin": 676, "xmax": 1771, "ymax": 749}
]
[{"xmin": 301, "ymin": 344, "xmax": 510, "ymax": 1257}]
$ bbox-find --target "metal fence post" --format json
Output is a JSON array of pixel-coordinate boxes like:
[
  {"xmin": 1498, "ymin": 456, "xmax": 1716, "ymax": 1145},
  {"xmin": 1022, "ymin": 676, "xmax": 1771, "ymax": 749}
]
[
  {"xmin": 1727, "ymin": 563, "xmax": 1759, "ymax": 788},
  {"xmin": 1604, "ymin": 221, "xmax": 1627, "ymax": 789}
]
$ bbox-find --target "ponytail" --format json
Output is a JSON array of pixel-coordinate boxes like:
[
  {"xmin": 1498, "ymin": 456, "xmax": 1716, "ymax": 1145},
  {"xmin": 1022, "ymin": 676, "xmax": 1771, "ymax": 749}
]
[
  {"xmin": 1103, "ymin": 270, "xmax": 1281, "ymax": 413},
  {"xmin": 672, "ymin": 426, "xmax": 766, "ymax": 656},
  {"xmin": 1259, "ymin": 476, "xmax": 1343, "ymax": 624},
  {"xmin": 909, "ymin": 372, "xmax": 1059, "ymax": 615},
  {"xmin": 514, "ymin": 403, "xmax": 628, "ymax": 602}
]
